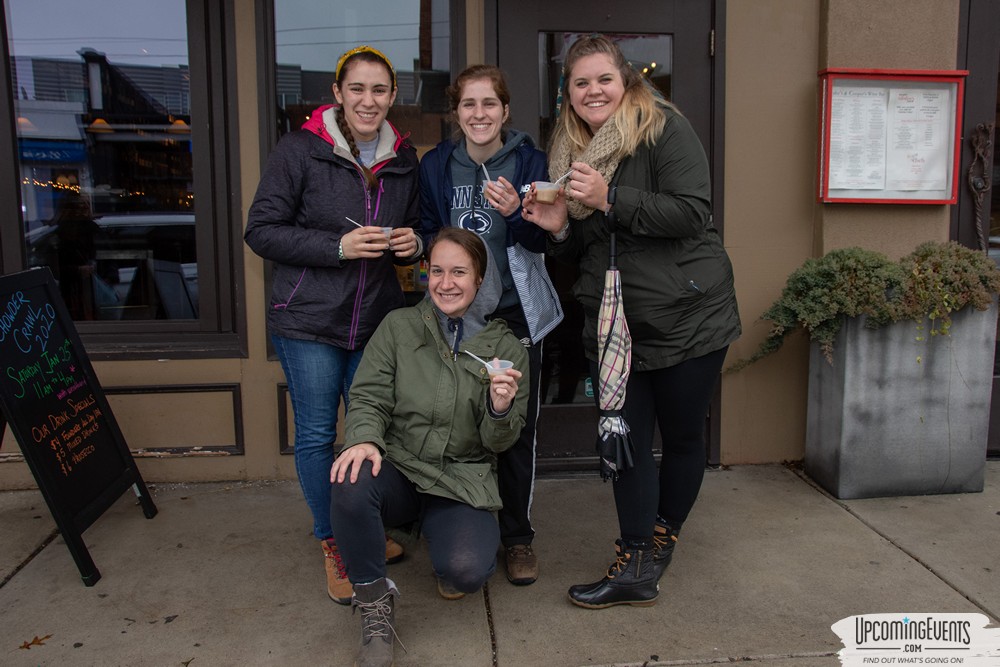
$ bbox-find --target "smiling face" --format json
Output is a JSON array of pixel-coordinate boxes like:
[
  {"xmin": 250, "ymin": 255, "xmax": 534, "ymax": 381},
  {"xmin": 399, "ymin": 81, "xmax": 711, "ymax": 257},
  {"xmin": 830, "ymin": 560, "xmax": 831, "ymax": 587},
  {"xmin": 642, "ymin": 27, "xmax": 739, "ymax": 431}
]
[
  {"xmin": 456, "ymin": 77, "xmax": 508, "ymax": 160},
  {"xmin": 567, "ymin": 53, "xmax": 625, "ymax": 134},
  {"xmin": 332, "ymin": 60, "xmax": 396, "ymax": 142},
  {"xmin": 429, "ymin": 239, "xmax": 482, "ymax": 319}
]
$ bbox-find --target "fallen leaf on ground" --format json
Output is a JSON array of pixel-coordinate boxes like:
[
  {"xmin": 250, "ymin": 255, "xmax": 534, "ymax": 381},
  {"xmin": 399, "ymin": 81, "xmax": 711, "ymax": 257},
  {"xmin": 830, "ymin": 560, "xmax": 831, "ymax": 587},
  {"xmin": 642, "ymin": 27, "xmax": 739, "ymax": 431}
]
[{"xmin": 19, "ymin": 634, "xmax": 53, "ymax": 650}]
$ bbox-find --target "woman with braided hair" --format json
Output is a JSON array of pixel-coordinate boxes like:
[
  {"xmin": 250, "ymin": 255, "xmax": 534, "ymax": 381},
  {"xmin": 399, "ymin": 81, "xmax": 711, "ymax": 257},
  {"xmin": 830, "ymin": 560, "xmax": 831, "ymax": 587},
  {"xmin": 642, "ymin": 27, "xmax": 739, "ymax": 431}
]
[
  {"xmin": 522, "ymin": 34, "xmax": 741, "ymax": 608},
  {"xmin": 245, "ymin": 45, "xmax": 421, "ymax": 605}
]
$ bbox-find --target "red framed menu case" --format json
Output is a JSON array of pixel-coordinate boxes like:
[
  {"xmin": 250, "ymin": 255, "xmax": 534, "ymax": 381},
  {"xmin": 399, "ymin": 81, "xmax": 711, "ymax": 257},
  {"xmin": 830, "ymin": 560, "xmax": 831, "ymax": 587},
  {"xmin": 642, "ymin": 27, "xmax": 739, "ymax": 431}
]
[{"xmin": 818, "ymin": 68, "xmax": 967, "ymax": 204}]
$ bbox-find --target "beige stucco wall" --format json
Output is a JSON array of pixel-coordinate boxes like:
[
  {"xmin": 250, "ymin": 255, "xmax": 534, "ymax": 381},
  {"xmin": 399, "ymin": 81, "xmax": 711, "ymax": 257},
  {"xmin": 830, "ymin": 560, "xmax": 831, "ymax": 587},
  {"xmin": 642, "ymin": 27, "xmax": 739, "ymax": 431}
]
[
  {"xmin": 719, "ymin": 0, "xmax": 961, "ymax": 464},
  {"xmin": 720, "ymin": 0, "xmax": 821, "ymax": 464}
]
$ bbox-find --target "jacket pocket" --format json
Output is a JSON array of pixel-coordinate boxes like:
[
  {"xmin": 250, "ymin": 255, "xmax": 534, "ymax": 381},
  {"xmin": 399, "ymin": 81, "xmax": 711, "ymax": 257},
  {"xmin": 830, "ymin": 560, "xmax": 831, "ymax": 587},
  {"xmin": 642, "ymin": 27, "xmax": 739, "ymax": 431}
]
[
  {"xmin": 271, "ymin": 266, "xmax": 308, "ymax": 310},
  {"xmin": 624, "ymin": 261, "xmax": 703, "ymax": 341},
  {"xmin": 441, "ymin": 461, "xmax": 499, "ymax": 510}
]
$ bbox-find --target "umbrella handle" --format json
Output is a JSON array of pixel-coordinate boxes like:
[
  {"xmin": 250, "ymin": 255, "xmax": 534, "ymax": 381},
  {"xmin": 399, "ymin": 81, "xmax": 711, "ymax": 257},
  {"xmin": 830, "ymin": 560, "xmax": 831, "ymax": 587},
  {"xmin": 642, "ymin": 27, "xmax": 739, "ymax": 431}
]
[{"xmin": 606, "ymin": 186, "xmax": 617, "ymax": 267}]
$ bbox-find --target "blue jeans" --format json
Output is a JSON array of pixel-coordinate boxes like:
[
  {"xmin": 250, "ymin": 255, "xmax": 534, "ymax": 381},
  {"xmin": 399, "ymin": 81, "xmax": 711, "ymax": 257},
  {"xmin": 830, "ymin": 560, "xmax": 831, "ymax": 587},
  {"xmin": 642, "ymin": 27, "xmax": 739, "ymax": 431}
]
[{"xmin": 272, "ymin": 334, "xmax": 364, "ymax": 540}]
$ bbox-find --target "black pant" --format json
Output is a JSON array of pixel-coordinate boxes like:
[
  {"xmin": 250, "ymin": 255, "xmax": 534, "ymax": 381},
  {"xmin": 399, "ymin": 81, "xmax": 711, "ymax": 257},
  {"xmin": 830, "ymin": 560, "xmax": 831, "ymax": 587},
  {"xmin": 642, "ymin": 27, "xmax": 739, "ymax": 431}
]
[
  {"xmin": 496, "ymin": 340, "xmax": 541, "ymax": 547},
  {"xmin": 330, "ymin": 460, "xmax": 499, "ymax": 591},
  {"xmin": 593, "ymin": 346, "xmax": 728, "ymax": 544},
  {"xmin": 493, "ymin": 304, "xmax": 540, "ymax": 548}
]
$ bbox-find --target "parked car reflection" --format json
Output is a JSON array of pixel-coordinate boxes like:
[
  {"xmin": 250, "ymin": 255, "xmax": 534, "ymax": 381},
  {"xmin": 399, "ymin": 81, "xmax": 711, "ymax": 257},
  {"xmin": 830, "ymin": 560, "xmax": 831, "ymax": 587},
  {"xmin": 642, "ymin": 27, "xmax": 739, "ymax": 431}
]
[{"xmin": 26, "ymin": 212, "xmax": 197, "ymax": 320}]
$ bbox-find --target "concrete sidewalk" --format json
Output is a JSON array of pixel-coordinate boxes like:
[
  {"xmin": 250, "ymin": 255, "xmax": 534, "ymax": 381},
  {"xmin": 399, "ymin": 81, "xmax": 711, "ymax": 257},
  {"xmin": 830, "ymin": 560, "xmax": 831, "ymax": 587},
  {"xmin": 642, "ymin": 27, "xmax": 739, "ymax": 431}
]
[{"xmin": 0, "ymin": 463, "xmax": 996, "ymax": 666}]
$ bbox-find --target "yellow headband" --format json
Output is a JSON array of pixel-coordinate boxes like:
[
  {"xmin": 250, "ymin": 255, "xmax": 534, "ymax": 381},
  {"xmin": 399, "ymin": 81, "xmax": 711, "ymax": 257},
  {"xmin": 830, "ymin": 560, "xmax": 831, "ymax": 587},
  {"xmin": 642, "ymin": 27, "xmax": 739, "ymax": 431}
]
[{"xmin": 335, "ymin": 45, "xmax": 396, "ymax": 86}]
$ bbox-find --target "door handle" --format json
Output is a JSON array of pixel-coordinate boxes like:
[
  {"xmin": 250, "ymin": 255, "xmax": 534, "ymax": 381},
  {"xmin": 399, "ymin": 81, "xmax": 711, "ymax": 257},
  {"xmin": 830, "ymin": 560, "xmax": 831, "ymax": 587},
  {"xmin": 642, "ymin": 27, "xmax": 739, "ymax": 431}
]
[{"xmin": 967, "ymin": 122, "xmax": 994, "ymax": 251}]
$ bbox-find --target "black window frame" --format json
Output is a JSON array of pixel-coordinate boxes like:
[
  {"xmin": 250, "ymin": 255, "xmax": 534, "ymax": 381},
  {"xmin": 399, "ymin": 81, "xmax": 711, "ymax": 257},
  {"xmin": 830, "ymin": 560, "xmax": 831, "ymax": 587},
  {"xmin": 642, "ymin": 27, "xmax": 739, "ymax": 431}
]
[{"xmin": 0, "ymin": 0, "xmax": 246, "ymax": 360}]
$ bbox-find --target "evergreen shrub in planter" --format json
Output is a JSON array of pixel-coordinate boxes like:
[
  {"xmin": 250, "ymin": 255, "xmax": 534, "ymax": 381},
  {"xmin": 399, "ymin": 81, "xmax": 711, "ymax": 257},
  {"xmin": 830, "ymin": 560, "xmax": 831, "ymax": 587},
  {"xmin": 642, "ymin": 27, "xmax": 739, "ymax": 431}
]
[{"xmin": 731, "ymin": 241, "xmax": 1000, "ymax": 499}]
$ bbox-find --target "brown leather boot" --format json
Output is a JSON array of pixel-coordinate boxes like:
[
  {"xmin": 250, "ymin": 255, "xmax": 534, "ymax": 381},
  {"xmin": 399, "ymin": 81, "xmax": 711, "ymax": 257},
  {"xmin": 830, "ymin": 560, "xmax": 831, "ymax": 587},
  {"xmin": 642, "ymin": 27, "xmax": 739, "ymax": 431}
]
[
  {"xmin": 385, "ymin": 535, "xmax": 405, "ymax": 565},
  {"xmin": 321, "ymin": 538, "xmax": 353, "ymax": 605},
  {"xmin": 353, "ymin": 578, "xmax": 402, "ymax": 667},
  {"xmin": 504, "ymin": 544, "xmax": 538, "ymax": 585}
]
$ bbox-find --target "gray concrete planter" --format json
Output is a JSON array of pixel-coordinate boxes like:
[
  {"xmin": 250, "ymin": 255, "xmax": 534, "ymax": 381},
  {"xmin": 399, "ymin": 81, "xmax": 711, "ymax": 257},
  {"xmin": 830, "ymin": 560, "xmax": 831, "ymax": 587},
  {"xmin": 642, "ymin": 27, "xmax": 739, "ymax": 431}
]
[{"xmin": 804, "ymin": 300, "xmax": 996, "ymax": 499}]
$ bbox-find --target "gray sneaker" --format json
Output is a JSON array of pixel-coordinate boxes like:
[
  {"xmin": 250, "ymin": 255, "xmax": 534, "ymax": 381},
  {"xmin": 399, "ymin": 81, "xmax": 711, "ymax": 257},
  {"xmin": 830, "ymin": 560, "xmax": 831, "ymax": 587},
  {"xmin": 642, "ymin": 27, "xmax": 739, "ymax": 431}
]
[{"xmin": 505, "ymin": 544, "xmax": 538, "ymax": 585}]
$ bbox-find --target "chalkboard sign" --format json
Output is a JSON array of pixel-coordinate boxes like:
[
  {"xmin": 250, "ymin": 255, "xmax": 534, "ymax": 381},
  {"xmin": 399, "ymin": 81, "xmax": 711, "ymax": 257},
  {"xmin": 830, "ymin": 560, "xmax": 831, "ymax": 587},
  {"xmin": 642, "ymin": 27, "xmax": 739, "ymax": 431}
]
[{"xmin": 0, "ymin": 267, "xmax": 156, "ymax": 585}]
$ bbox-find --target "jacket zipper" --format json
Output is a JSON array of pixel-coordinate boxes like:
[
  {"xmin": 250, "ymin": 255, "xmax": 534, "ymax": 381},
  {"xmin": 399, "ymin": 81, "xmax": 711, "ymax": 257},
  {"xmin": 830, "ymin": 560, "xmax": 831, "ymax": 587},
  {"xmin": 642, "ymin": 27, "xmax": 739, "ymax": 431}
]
[{"xmin": 348, "ymin": 168, "xmax": 370, "ymax": 348}]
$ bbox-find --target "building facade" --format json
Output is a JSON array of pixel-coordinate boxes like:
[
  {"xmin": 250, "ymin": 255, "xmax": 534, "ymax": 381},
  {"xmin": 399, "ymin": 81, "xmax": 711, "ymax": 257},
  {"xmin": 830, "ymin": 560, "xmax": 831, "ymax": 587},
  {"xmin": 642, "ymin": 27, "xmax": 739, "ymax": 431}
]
[{"xmin": 0, "ymin": 0, "xmax": 997, "ymax": 488}]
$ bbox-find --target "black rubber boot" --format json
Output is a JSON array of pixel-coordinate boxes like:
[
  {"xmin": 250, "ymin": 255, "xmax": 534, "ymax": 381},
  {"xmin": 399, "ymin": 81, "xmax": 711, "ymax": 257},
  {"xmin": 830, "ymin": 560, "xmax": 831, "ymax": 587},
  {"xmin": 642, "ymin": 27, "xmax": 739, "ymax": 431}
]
[
  {"xmin": 568, "ymin": 540, "xmax": 659, "ymax": 609},
  {"xmin": 652, "ymin": 521, "xmax": 679, "ymax": 581}
]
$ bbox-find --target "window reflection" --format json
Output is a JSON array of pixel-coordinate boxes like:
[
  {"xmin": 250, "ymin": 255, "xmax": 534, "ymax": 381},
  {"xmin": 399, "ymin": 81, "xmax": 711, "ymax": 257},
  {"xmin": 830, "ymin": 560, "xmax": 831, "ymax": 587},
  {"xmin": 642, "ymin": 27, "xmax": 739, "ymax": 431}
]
[
  {"xmin": 9, "ymin": 1, "xmax": 197, "ymax": 321},
  {"xmin": 272, "ymin": 0, "xmax": 451, "ymax": 153},
  {"xmin": 271, "ymin": 0, "xmax": 452, "ymax": 296}
]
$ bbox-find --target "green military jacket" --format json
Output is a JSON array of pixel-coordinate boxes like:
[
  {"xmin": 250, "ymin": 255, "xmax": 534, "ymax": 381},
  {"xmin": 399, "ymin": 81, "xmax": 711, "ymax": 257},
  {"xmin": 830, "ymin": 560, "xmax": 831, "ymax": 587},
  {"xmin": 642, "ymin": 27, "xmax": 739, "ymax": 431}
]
[{"xmin": 344, "ymin": 298, "xmax": 528, "ymax": 510}]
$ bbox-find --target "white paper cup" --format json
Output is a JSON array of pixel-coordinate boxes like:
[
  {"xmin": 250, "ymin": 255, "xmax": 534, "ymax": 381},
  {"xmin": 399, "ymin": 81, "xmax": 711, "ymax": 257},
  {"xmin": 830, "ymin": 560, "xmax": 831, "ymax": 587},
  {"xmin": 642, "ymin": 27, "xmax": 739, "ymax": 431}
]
[
  {"xmin": 534, "ymin": 181, "xmax": 559, "ymax": 203},
  {"xmin": 485, "ymin": 359, "xmax": 514, "ymax": 376}
]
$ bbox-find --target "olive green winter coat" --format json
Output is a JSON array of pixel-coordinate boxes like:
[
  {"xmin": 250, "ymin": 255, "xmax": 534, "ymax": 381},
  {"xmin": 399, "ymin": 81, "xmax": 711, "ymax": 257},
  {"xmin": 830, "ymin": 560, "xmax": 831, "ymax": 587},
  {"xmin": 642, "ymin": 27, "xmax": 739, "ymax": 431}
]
[
  {"xmin": 548, "ymin": 109, "xmax": 740, "ymax": 372},
  {"xmin": 344, "ymin": 298, "xmax": 528, "ymax": 511}
]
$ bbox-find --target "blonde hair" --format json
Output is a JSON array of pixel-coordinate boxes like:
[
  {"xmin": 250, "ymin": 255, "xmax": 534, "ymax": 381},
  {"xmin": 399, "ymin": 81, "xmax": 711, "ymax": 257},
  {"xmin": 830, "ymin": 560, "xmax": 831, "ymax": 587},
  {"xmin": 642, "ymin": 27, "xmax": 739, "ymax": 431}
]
[{"xmin": 551, "ymin": 35, "xmax": 678, "ymax": 159}]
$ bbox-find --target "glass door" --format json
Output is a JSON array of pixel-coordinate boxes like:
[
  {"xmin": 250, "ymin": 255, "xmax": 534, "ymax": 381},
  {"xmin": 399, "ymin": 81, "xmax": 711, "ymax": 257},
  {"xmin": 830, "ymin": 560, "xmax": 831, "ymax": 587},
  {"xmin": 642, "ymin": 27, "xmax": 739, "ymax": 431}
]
[{"xmin": 490, "ymin": 1, "xmax": 720, "ymax": 468}]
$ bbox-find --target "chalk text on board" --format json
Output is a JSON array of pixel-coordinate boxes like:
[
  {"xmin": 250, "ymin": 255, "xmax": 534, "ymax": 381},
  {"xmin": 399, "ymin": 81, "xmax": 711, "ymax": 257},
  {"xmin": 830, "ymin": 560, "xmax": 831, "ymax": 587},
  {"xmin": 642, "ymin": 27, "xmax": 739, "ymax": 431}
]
[
  {"xmin": 5, "ymin": 340, "xmax": 74, "ymax": 399},
  {"xmin": 0, "ymin": 290, "xmax": 29, "ymax": 342}
]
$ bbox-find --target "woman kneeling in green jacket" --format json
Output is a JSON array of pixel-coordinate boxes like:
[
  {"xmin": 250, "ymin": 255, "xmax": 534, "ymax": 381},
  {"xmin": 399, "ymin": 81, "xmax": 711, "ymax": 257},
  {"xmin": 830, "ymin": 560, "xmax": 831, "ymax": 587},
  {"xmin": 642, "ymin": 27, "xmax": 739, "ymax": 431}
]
[{"xmin": 330, "ymin": 227, "xmax": 528, "ymax": 667}]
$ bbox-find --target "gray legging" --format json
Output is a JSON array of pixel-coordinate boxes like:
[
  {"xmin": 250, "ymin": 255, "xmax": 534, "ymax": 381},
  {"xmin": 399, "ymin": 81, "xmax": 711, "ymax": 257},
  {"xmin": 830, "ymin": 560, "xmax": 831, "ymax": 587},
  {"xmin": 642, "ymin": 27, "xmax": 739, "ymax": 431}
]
[{"xmin": 330, "ymin": 459, "xmax": 499, "ymax": 592}]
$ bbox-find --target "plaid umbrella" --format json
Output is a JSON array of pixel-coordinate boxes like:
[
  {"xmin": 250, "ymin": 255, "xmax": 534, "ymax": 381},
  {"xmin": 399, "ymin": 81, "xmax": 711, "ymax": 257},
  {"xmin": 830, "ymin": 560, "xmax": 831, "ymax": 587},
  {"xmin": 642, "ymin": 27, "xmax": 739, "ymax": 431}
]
[{"xmin": 595, "ymin": 204, "xmax": 635, "ymax": 482}]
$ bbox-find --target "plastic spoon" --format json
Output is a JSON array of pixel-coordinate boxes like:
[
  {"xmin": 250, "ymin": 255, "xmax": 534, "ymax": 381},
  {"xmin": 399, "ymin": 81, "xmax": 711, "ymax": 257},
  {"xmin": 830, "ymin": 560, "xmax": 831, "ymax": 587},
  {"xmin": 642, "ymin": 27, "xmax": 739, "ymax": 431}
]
[
  {"xmin": 463, "ymin": 350, "xmax": 491, "ymax": 367},
  {"xmin": 345, "ymin": 216, "xmax": 364, "ymax": 228},
  {"xmin": 463, "ymin": 350, "xmax": 513, "ymax": 376},
  {"xmin": 553, "ymin": 169, "xmax": 573, "ymax": 186},
  {"xmin": 481, "ymin": 164, "xmax": 492, "ymax": 184}
]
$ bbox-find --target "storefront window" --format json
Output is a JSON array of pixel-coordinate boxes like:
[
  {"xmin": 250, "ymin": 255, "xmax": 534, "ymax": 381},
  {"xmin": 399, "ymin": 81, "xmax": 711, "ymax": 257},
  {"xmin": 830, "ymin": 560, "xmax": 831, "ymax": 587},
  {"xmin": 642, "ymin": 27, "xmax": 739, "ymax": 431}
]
[
  {"xmin": 272, "ymin": 0, "xmax": 452, "ymax": 155},
  {"xmin": 265, "ymin": 1, "xmax": 453, "ymax": 300},
  {"xmin": 8, "ymin": 1, "xmax": 198, "ymax": 321}
]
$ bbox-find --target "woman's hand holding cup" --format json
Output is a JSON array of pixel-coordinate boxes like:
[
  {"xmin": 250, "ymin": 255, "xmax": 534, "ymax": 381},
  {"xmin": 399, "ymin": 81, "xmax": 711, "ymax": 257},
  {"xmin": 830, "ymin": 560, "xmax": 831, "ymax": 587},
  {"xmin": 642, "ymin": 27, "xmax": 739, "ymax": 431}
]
[
  {"xmin": 483, "ymin": 177, "xmax": 520, "ymax": 217},
  {"xmin": 341, "ymin": 226, "xmax": 391, "ymax": 260},
  {"xmin": 488, "ymin": 360, "xmax": 522, "ymax": 413},
  {"xmin": 387, "ymin": 226, "xmax": 419, "ymax": 258},
  {"xmin": 521, "ymin": 184, "xmax": 568, "ymax": 234}
]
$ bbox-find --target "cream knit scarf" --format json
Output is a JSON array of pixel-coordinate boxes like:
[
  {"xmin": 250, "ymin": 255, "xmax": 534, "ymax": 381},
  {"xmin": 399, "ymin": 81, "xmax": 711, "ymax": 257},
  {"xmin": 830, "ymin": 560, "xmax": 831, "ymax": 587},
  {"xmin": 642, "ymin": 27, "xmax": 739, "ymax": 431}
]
[{"xmin": 548, "ymin": 121, "xmax": 624, "ymax": 220}]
